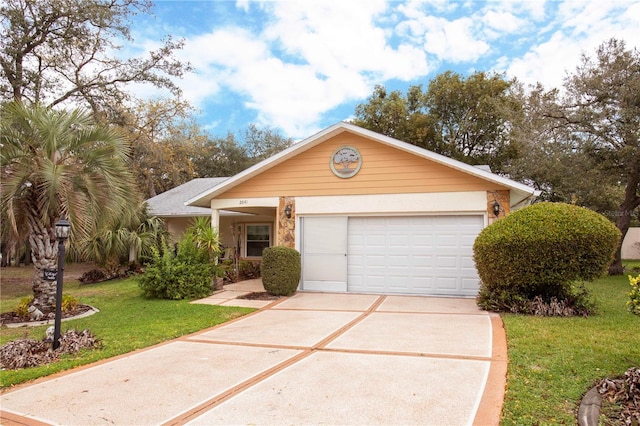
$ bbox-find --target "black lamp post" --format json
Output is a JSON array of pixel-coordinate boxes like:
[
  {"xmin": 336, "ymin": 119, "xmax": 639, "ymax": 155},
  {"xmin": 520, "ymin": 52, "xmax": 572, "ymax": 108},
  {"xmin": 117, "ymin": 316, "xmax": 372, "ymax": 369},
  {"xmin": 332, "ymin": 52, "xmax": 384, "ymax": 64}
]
[{"xmin": 53, "ymin": 216, "xmax": 70, "ymax": 350}]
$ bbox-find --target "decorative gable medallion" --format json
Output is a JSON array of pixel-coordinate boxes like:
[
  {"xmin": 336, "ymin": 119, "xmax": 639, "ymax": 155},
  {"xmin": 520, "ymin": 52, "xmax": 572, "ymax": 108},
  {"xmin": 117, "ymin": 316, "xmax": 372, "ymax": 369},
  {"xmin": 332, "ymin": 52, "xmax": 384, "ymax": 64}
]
[{"xmin": 330, "ymin": 146, "xmax": 362, "ymax": 178}]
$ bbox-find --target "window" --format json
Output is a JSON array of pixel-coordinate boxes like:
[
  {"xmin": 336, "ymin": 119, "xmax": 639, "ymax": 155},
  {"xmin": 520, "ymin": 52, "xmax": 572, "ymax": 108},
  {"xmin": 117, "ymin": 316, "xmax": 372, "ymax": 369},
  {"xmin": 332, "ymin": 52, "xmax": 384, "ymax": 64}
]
[{"xmin": 246, "ymin": 224, "xmax": 271, "ymax": 257}]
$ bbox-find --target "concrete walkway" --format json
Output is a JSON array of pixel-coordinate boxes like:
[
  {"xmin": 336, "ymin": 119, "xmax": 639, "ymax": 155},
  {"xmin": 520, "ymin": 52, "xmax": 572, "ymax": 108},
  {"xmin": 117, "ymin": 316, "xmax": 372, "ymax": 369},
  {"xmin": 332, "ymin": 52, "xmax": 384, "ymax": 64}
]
[{"xmin": 0, "ymin": 283, "xmax": 507, "ymax": 426}]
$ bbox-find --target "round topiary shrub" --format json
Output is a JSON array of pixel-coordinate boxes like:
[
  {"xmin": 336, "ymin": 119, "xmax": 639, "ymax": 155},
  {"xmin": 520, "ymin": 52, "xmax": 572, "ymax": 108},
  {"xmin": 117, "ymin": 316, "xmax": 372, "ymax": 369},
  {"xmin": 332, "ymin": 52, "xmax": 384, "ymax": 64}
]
[
  {"xmin": 473, "ymin": 202, "xmax": 621, "ymax": 313},
  {"xmin": 261, "ymin": 246, "xmax": 301, "ymax": 296}
]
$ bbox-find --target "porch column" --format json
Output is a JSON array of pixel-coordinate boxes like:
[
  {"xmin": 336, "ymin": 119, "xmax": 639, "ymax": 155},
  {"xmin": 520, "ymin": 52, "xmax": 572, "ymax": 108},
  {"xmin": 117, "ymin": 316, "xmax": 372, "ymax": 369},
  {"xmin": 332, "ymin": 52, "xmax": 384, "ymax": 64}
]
[
  {"xmin": 277, "ymin": 196, "xmax": 295, "ymax": 248},
  {"xmin": 209, "ymin": 201, "xmax": 220, "ymax": 229}
]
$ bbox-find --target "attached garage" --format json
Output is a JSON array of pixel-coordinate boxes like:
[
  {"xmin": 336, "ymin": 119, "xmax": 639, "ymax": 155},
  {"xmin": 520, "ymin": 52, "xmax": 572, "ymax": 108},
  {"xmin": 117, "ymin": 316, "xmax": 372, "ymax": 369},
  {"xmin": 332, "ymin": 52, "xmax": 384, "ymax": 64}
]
[
  {"xmin": 186, "ymin": 122, "xmax": 539, "ymax": 298},
  {"xmin": 301, "ymin": 215, "xmax": 483, "ymax": 297}
]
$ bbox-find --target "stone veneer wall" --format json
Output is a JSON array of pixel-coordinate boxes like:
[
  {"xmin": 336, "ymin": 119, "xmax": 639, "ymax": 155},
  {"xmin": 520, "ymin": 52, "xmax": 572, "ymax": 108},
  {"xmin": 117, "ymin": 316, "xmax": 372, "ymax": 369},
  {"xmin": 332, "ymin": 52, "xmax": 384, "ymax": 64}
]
[
  {"xmin": 277, "ymin": 196, "xmax": 295, "ymax": 248},
  {"xmin": 487, "ymin": 190, "xmax": 510, "ymax": 224}
]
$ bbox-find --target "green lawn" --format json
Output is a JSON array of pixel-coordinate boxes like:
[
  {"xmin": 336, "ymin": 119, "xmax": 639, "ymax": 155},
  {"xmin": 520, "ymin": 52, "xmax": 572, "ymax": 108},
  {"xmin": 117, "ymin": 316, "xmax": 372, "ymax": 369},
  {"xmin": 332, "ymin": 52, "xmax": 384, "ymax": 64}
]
[
  {"xmin": 501, "ymin": 271, "xmax": 640, "ymax": 424},
  {"xmin": 0, "ymin": 275, "xmax": 254, "ymax": 388}
]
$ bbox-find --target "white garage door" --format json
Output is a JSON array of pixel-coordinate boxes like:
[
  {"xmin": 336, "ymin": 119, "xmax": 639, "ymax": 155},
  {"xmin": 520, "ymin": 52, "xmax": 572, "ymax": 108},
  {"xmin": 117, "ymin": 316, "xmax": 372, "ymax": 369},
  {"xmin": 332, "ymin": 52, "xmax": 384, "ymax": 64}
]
[
  {"xmin": 301, "ymin": 215, "xmax": 483, "ymax": 297},
  {"xmin": 347, "ymin": 216, "xmax": 482, "ymax": 297}
]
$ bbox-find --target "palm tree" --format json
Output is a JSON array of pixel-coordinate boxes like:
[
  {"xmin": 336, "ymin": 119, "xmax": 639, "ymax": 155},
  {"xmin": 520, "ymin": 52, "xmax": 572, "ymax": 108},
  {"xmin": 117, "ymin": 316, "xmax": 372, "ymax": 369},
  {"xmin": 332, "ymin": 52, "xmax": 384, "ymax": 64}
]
[
  {"xmin": 1, "ymin": 101, "xmax": 136, "ymax": 311},
  {"xmin": 187, "ymin": 217, "xmax": 221, "ymax": 261},
  {"xmin": 82, "ymin": 203, "xmax": 169, "ymax": 278},
  {"xmin": 186, "ymin": 217, "xmax": 222, "ymax": 289}
]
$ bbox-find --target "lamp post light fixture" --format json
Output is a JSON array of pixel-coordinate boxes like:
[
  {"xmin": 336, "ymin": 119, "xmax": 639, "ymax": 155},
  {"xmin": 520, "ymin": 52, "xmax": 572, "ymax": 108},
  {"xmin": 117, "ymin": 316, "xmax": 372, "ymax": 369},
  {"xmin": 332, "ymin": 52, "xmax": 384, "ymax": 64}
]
[
  {"xmin": 284, "ymin": 204, "xmax": 292, "ymax": 219},
  {"xmin": 53, "ymin": 216, "xmax": 70, "ymax": 350}
]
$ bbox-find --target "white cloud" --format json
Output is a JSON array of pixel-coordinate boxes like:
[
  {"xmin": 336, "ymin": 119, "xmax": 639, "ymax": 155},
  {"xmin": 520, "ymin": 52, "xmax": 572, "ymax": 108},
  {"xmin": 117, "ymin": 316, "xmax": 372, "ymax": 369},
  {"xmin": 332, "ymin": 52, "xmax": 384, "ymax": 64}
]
[
  {"xmin": 419, "ymin": 16, "xmax": 490, "ymax": 62},
  {"xmin": 482, "ymin": 10, "xmax": 526, "ymax": 34},
  {"xmin": 179, "ymin": 0, "xmax": 433, "ymax": 137},
  {"xmin": 506, "ymin": 31, "xmax": 578, "ymax": 89},
  {"xmin": 505, "ymin": 0, "xmax": 640, "ymax": 89}
]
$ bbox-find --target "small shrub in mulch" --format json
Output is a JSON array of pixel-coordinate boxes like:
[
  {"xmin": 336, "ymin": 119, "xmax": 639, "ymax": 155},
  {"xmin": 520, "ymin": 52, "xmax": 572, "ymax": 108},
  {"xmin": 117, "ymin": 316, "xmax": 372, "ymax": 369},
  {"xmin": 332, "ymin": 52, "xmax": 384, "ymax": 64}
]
[{"xmin": 0, "ymin": 329, "xmax": 101, "ymax": 370}]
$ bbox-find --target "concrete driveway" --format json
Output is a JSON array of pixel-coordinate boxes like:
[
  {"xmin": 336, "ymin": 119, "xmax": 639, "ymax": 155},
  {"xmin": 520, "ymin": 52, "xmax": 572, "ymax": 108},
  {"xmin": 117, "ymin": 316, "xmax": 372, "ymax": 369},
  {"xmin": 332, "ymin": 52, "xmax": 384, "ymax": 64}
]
[{"xmin": 0, "ymin": 291, "xmax": 507, "ymax": 426}]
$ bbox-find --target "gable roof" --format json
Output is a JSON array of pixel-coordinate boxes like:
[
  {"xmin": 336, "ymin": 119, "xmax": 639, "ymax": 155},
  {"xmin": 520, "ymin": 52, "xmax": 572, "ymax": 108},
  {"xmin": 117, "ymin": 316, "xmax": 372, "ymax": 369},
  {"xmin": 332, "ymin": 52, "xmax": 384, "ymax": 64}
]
[
  {"xmin": 186, "ymin": 122, "xmax": 538, "ymax": 208},
  {"xmin": 147, "ymin": 178, "xmax": 228, "ymax": 217}
]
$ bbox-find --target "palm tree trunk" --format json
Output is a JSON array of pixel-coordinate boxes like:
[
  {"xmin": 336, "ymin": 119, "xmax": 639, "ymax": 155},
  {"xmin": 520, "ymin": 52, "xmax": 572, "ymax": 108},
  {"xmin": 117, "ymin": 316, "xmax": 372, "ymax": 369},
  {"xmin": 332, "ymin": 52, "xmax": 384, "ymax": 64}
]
[{"xmin": 28, "ymin": 221, "xmax": 58, "ymax": 311}]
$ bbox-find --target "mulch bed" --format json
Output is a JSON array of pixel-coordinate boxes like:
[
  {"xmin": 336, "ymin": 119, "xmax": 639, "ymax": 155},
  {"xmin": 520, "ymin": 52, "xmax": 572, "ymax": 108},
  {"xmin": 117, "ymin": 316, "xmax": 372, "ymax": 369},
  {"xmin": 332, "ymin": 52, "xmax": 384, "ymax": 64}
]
[
  {"xmin": 0, "ymin": 305, "xmax": 94, "ymax": 326},
  {"xmin": 237, "ymin": 292, "xmax": 283, "ymax": 301}
]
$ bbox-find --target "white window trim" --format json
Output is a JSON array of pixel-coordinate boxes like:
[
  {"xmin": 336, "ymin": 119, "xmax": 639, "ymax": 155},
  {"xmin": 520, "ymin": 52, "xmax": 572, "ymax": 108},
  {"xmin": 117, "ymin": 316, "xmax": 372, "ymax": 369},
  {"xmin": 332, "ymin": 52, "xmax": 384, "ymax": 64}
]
[{"xmin": 244, "ymin": 223, "xmax": 272, "ymax": 258}]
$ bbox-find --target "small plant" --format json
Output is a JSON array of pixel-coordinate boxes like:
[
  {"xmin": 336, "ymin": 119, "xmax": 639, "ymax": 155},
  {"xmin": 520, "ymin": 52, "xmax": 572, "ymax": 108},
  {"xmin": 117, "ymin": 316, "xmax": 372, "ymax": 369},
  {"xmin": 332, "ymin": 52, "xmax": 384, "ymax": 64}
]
[
  {"xmin": 14, "ymin": 297, "xmax": 34, "ymax": 317},
  {"xmin": 138, "ymin": 235, "xmax": 220, "ymax": 300},
  {"xmin": 60, "ymin": 295, "xmax": 81, "ymax": 313},
  {"xmin": 239, "ymin": 260, "xmax": 261, "ymax": 280},
  {"xmin": 261, "ymin": 246, "xmax": 301, "ymax": 296},
  {"xmin": 628, "ymin": 274, "xmax": 640, "ymax": 315}
]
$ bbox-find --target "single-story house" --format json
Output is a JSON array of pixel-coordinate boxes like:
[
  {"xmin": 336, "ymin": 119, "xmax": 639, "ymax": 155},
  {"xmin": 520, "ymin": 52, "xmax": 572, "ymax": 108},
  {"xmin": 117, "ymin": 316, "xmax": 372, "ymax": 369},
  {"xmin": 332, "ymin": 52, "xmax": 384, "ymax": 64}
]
[{"xmin": 164, "ymin": 122, "xmax": 540, "ymax": 298}]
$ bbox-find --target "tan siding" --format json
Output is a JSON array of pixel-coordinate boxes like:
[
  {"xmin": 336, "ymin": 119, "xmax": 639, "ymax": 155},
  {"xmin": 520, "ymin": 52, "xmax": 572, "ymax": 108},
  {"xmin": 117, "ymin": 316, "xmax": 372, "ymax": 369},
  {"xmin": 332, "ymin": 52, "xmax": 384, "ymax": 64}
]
[{"xmin": 219, "ymin": 133, "xmax": 506, "ymax": 199}]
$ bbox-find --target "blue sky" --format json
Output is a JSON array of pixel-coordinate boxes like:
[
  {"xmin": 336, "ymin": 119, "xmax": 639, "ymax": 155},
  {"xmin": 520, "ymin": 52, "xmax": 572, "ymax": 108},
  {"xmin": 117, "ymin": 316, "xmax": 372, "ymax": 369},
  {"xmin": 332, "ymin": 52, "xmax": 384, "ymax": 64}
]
[{"xmin": 128, "ymin": 0, "xmax": 640, "ymax": 140}]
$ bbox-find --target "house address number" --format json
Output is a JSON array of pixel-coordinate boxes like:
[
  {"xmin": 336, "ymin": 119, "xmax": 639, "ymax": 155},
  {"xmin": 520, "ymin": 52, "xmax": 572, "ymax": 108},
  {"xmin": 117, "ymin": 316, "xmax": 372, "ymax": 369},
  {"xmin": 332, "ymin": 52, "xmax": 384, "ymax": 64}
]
[
  {"xmin": 43, "ymin": 269, "xmax": 57, "ymax": 281},
  {"xmin": 239, "ymin": 200, "xmax": 249, "ymax": 205}
]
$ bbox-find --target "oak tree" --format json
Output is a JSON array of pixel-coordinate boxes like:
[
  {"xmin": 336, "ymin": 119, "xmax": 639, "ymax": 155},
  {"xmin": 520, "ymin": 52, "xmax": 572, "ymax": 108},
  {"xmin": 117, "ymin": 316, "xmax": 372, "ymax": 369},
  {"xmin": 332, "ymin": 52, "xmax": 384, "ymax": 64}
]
[{"xmin": 0, "ymin": 0, "xmax": 189, "ymax": 117}]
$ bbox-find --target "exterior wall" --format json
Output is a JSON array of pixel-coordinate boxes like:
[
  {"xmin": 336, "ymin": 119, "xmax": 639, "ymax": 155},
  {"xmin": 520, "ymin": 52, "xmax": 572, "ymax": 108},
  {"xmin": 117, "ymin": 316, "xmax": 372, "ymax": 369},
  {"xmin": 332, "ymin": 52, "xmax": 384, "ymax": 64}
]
[
  {"xmin": 163, "ymin": 217, "xmax": 195, "ymax": 240},
  {"xmin": 218, "ymin": 133, "xmax": 507, "ymax": 199},
  {"xmin": 295, "ymin": 192, "xmax": 488, "ymax": 215},
  {"xmin": 622, "ymin": 228, "xmax": 640, "ymax": 259},
  {"xmin": 487, "ymin": 190, "xmax": 511, "ymax": 225}
]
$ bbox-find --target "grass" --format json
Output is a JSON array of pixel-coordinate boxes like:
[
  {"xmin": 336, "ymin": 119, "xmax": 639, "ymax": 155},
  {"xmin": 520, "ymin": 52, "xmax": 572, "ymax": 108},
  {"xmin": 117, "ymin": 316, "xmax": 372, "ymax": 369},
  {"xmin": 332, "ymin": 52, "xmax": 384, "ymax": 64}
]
[
  {"xmin": 500, "ymin": 270, "xmax": 640, "ymax": 424},
  {"xmin": 0, "ymin": 265, "xmax": 254, "ymax": 389}
]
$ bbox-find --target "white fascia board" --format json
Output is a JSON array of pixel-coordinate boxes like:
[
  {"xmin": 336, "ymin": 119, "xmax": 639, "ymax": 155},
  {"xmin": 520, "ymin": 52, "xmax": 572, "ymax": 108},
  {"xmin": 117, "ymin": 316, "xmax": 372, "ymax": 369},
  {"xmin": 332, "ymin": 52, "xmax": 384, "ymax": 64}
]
[{"xmin": 296, "ymin": 192, "xmax": 488, "ymax": 215}]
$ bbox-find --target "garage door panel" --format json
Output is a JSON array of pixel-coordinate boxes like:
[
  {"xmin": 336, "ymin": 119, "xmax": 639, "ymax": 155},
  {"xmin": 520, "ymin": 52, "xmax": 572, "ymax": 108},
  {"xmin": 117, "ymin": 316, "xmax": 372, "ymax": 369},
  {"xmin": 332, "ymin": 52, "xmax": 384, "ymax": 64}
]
[
  {"xmin": 436, "ymin": 255, "xmax": 458, "ymax": 268},
  {"xmin": 435, "ymin": 277, "xmax": 458, "ymax": 290},
  {"xmin": 347, "ymin": 215, "xmax": 482, "ymax": 296},
  {"xmin": 389, "ymin": 255, "xmax": 408, "ymax": 267},
  {"xmin": 461, "ymin": 278, "xmax": 480, "ymax": 291},
  {"xmin": 461, "ymin": 256, "xmax": 476, "ymax": 269},
  {"xmin": 302, "ymin": 217, "xmax": 348, "ymax": 292},
  {"xmin": 365, "ymin": 235, "xmax": 385, "ymax": 247}
]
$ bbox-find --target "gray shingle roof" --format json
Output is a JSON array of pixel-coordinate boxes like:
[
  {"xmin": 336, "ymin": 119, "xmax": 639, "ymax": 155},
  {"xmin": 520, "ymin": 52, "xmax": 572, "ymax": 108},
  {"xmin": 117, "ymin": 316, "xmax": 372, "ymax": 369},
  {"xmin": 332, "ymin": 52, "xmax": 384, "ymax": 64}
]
[{"xmin": 146, "ymin": 178, "xmax": 228, "ymax": 217}]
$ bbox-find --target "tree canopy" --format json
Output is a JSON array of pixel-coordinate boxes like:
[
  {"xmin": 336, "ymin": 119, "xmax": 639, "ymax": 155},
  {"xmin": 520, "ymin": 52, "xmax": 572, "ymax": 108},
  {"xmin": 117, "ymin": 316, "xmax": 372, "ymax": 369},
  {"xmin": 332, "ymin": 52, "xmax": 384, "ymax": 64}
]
[
  {"xmin": 353, "ymin": 71, "xmax": 522, "ymax": 173},
  {"xmin": 0, "ymin": 0, "xmax": 189, "ymax": 118}
]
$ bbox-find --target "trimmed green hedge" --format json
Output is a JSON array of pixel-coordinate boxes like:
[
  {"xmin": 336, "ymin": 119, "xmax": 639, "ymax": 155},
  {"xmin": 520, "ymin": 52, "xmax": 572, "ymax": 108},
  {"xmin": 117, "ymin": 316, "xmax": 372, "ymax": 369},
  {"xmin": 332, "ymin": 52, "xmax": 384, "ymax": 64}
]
[
  {"xmin": 261, "ymin": 246, "xmax": 301, "ymax": 296},
  {"xmin": 473, "ymin": 202, "xmax": 620, "ymax": 312}
]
